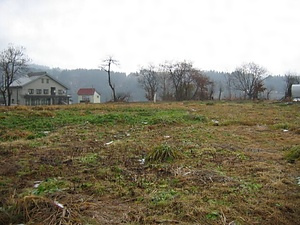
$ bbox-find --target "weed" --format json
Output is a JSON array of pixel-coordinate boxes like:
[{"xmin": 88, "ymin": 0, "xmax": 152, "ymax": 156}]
[
  {"xmin": 151, "ymin": 189, "xmax": 178, "ymax": 206},
  {"xmin": 273, "ymin": 123, "xmax": 290, "ymax": 130},
  {"xmin": 146, "ymin": 144, "xmax": 182, "ymax": 163},
  {"xmin": 206, "ymin": 210, "xmax": 220, "ymax": 220},
  {"xmin": 239, "ymin": 181, "xmax": 263, "ymax": 194},
  {"xmin": 79, "ymin": 153, "xmax": 98, "ymax": 165},
  {"xmin": 183, "ymin": 114, "xmax": 207, "ymax": 122},
  {"xmin": 284, "ymin": 146, "xmax": 300, "ymax": 163}
]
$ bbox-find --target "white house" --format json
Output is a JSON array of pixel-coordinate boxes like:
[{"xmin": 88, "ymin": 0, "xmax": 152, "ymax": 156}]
[
  {"xmin": 10, "ymin": 72, "xmax": 70, "ymax": 106},
  {"xmin": 77, "ymin": 88, "xmax": 101, "ymax": 103}
]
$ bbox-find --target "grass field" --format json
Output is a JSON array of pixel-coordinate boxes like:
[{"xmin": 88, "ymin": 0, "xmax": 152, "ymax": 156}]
[{"xmin": 0, "ymin": 101, "xmax": 299, "ymax": 224}]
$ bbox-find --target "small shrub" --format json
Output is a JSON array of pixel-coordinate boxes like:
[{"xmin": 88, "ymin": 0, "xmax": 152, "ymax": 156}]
[
  {"xmin": 146, "ymin": 144, "xmax": 181, "ymax": 163},
  {"xmin": 284, "ymin": 146, "xmax": 300, "ymax": 163}
]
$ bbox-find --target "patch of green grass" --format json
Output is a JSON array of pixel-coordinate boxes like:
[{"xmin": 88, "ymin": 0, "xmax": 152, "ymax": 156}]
[{"xmin": 32, "ymin": 178, "xmax": 69, "ymax": 195}]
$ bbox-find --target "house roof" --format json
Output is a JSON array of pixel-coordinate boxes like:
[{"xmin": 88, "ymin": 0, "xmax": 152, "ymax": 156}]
[
  {"xmin": 77, "ymin": 88, "xmax": 97, "ymax": 95},
  {"xmin": 10, "ymin": 72, "xmax": 69, "ymax": 89}
]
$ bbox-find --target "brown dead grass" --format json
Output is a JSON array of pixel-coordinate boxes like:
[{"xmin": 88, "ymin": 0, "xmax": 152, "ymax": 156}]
[{"xmin": 0, "ymin": 101, "xmax": 299, "ymax": 224}]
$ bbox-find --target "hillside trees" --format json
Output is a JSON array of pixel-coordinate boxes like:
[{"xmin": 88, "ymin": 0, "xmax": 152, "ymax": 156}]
[
  {"xmin": 0, "ymin": 44, "xmax": 30, "ymax": 106},
  {"xmin": 231, "ymin": 62, "xmax": 267, "ymax": 100}
]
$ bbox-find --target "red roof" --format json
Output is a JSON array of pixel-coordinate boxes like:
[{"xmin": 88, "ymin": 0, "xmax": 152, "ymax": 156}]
[{"xmin": 77, "ymin": 88, "xmax": 96, "ymax": 95}]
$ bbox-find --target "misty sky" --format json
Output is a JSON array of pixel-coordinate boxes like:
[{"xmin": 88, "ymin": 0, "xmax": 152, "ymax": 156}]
[{"xmin": 0, "ymin": 0, "xmax": 299, "ymax": 75}]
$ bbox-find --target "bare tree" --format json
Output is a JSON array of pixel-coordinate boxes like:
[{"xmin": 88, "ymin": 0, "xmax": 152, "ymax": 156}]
[
  {"xmin": 158, "ymin": 71, "xmax": 173, "ymax": 101},
  {"xmin": 101, "ymin": 56, "xmax": 119, "ymax": 102},
  {"xmin": 0, "ymin": 44, "xmax": 30, "ymax": 106},
  {"xmin": 224, "ymin": 73, "xmax": 233, "ymax": 100},
  {"xmin": 137, "ymin": 65, "xmax": 159, "ymax": 101},
  {"xmin": 163, "ymin": 61, "xmax": 194, "ymax": 101},
  {"xmin": 284, "ymin": 72, "xmax": 300, "ymax": 99},
  {"xmin": 191, "ymin": 71, "xmax": 212, "ymax": 100},
  {"xmin": 160, "ymin": 61, "xmax": 214, "ymax": 101},
  {"xmin": 116, "ymin": 92, "xmax": 131, "ymax": 102},
  {"xmin": 231, "ymin": 62, "xmax": 267, "ymax": 100},
  {"xmin": 265, "ymin": 86, "xmax": 274, "ymax": 100}
]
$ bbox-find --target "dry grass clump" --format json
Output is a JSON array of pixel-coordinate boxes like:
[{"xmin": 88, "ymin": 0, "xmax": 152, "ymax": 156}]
[
  {"xmin": 14, "ymin": 195, "xmax": 81, "ymax": 225},
  {"xmin": 0, "ymin": 129, "xmax": 34, "ymax": 141},
  {"xmin": 146, "ymin": 144, "xmax": 182, "ymax": 163}
]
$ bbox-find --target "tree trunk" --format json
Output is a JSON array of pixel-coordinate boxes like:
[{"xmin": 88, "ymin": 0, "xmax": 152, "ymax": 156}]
[
  {"xmin": 1, "ymin": 91, "xmax": 7, "ymax": 106},
  {"xmin": 218, "ymin": 89, "xmax": 222, "ymax": 100},
  {"xmin": 108, "ymin": 70, "xmax": 117, "ymax": 102},
  {"xmin": 107, "ymin": 61, "xmax": 117, "ymax": 102}
]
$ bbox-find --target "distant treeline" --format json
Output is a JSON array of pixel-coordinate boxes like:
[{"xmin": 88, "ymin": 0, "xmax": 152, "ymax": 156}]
[{"xmin": 29, "ymin": 64, "xmax": 286, "ymax": 103}]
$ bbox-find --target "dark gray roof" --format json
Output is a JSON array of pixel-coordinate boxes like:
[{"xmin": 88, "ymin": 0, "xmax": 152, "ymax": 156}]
[
  {"xmin": 11, "ymin": 72, "xmax": 69, "ymax": 89},
  {"xmin": 28, "ymin": 72, "xmax": 47, "ymax": 77},
  {"xmin": 11, "ymin": 75, "xmax": 40, "ymax": 86}
]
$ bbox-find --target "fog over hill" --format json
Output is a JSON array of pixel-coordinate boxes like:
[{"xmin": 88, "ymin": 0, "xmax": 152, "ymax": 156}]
[{"xmin": 28, "ymin": 65, "xmax": 286, "ymax": 103}]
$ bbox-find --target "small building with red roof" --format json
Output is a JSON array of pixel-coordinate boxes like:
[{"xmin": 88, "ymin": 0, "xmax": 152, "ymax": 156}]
[{"xmin": 77, "ymin": 88, "xmax": 101, "ymax": 103}]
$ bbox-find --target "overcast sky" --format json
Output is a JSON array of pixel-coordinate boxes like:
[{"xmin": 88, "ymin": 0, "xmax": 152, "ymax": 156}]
[{"xmin": 0, "ymin": 0, "xmax": 299, "ymax": 75}]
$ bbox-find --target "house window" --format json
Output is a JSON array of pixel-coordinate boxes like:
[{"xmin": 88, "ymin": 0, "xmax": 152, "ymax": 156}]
[
  {"xmin": 46, "ymin": 79, "xmax": 49, "ymax": 83},
  {"xmin": 36, "ymin": 89, "xmax": 42, "ymax": 94},
  {"xmin": 58, "ymin": 90, "xmax": 63, "ymax": 95},
  {"xmin": 83, "ymin": 96, "xmax": 90, "ymax": 102},
  {"xmin": 41, "ymin": 78, "xmax": 44, "ymax": 83},
  {"xmin": 43, "ymin": 89, "xmax": 49, "ymax": 94},
  {"xmin": 28, "ymin": 89, "xmax": 34, "ymax": 94}
]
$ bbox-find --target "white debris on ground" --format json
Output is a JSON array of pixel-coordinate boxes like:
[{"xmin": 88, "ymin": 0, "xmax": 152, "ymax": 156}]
[
  {"xmin": 138, "ymin": 158, "xmax": 145, "ymax": 165},
  {"xmin": 33, "ymin": 181, "xmax": 42, "ymax": 188},
  {"xmin": 104, "ymin": 141, "xmax": 114, "ymax": 146},
  {"xmin": 296, "ymin": 177, "xmax": 300, "ymax": 186},
  {"xmin": 212, "ymin": 119, "xmax": 219, "ymax": 125},
  {"xmin": 54, "ymin": 201, "xmax": 64, "ymax": 209}
]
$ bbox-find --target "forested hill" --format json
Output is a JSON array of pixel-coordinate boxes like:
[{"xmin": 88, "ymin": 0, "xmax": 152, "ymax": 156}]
[{"xmin": 28, "ymin": 65, "xmax": 286, "ymax": 102}]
